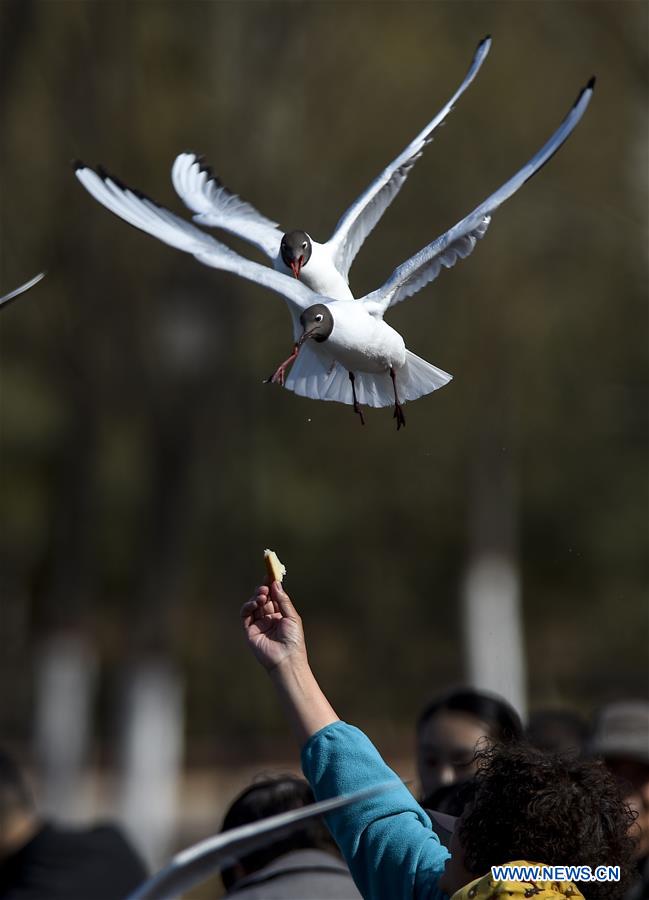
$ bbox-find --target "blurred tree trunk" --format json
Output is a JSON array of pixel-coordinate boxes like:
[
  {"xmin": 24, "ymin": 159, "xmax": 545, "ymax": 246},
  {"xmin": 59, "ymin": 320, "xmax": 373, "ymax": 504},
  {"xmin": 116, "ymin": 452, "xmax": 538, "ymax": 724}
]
[
  {"xmin": 462, "ymin": 431, "xmax": 527, "ymax": 719},
  {"xmin": 118, "ymin": 657, "xmax": 183, "ymax": 867},
  {"xmin": 33, "ymin": 633, "xmax": 97, "ymax": 818}
]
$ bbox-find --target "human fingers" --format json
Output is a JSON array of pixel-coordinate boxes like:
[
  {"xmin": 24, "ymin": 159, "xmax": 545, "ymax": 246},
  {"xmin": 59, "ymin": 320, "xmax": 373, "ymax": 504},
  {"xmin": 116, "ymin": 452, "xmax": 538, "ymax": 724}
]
[
  {"xmin": 241, "ymin": 594, "xmax": 271, "ymax": 621},
  {"xmin": 241, "ymin": 586, "xmax": 269, "ymax": 615},
  {"xmin": 241, "ymin": 598, "xmax": 259, "ymax": 620},
  {"xmin": 270, "ymin": 581, "xmax": 301, "ymax": 622},
  {"xmin": 253, "ymin": 599, "xmax": 278, "ymax": 621}
]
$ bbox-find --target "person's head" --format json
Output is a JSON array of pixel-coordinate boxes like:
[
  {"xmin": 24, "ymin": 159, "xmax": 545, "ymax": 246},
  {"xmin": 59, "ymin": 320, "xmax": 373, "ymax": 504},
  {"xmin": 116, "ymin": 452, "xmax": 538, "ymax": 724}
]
[
  {"xmin": 219, "ymin": 774, "xmax": 339, "ymax": 891},
  {"xmin": 416, "ymin": 688, "xmax": 523, "ymax": 797},
  {"xmin": 0, "ymin": 749, "xmax": 38, "ymax": 859},
  {"xmin": 589, "ymin": 700, "xmax": 649, "ymax": 861},
  {"xmin": 437, "ymin": 741, "xmax": 636, "ymax": 899},
  {"xmin": 526, "ymin": 708, "xmax": 589, "ymax": 755}
]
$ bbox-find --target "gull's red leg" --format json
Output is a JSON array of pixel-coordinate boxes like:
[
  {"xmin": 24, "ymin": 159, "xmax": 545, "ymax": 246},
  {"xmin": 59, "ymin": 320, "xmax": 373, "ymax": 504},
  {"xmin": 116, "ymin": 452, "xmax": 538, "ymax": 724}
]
[
  {"xmin": 264, "ymin": 343, "xmax": 299, "ymax": 386},
  {"xmin": 349, "ymin": 372, "xmax": 365, "ymax": 425},
  {"xmin": 389, "ymin": 367, "xmax": 406, "ymax": 430}
]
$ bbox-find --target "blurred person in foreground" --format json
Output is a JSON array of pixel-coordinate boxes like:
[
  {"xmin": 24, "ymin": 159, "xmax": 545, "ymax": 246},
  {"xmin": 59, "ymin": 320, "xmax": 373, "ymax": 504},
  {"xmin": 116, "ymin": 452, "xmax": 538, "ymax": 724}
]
[
  {"xmin": 220, "ymin": 774, "xmax": 361, "ymax": 898},
  {"xmin": 0, "ymin": 749, "xmax": 146, "ymax": 899},
  {"xmin": 241, "ymin": 581, "xmax": 636, "ymax": 899},
  {"xmin": 416, "ymin": 688, "xmax": 523, "ymax": 805},
  {"xmin": 589, "ymin": 701, "xmax": 649, "ymax": 900}
]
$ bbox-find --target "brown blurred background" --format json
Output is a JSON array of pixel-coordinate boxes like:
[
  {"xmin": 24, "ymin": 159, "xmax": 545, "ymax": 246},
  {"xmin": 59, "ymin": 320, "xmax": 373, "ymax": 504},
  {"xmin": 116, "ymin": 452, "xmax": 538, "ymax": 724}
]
[{"xmin": 0, "ymin": 0, "xmax": 647, "ymax": 887}]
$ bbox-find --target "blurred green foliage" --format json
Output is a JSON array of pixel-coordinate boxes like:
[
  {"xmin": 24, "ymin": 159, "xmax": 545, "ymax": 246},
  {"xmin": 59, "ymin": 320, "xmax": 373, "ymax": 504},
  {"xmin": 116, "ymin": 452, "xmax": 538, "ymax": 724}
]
[{"xmin": 0, "ymin": 0, "xmax": 647, "ymax": 750}]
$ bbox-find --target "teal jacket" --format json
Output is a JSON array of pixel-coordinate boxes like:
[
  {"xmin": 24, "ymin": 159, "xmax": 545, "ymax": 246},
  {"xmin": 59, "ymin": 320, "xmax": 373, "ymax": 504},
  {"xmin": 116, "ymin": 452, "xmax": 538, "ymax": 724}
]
[{"xmin": 302, "ymin": 721, "xmax": 450, "ymax": 900}]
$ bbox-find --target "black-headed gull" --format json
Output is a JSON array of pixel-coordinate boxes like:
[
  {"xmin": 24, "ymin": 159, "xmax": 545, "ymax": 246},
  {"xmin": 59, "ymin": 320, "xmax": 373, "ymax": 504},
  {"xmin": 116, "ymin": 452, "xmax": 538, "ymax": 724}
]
[
  {"xmin": 170, "ymin": 36, "xmax": 492, "ymax": 298},
  {"xmin": 0, "ymin": 272, "xmax": 45, "ymax": 310},
  {"xmin": 75, "ymin": 78, "xmax": 594, "ymax": 429}
]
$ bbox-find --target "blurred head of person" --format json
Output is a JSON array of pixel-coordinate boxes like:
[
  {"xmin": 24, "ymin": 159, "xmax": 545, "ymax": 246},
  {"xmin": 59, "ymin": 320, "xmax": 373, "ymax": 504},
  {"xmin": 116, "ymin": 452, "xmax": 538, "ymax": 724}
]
[
  {"xmin": 219, "ymin": 774, "xmax": 340, "ymax": 892},
  {"xmin": 526, "ymin": 708, "xmax": 589, "ymax": 755},
  {"xmin": 589, "ymin": 700, "xmax": 649, "ymax": 861},
  {"xmin": 0, "ymin": 749, "xmax": 39, "ymax": 860},
  {"xmin": 438, "ymin": 741, "xmax": 636, "ymax": 900},
  {"xmin": 416, "ymin": 688, "xmax": 523, "ymax": 798}
]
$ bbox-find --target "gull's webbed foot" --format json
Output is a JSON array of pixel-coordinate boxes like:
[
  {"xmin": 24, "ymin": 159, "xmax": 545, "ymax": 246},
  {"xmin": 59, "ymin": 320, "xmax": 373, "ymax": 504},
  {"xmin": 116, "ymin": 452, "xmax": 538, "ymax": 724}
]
[
  {"xmin": 389, "ymin": 366, "xmax": 406, "ymax": 431},
  {"xmin": 393, "ymin": 403, "xmax": 406, "ymax": 430},
  {"xmin": 264, "ymin": 344, "xmax": 299, "ymax": 386}
]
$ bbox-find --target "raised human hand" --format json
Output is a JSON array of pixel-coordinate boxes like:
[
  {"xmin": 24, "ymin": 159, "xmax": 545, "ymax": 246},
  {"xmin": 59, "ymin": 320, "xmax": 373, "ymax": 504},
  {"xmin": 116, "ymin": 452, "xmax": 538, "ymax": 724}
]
[{"xmin": 241, "ymin": 582, "xmax": 307, "ymax": 673}]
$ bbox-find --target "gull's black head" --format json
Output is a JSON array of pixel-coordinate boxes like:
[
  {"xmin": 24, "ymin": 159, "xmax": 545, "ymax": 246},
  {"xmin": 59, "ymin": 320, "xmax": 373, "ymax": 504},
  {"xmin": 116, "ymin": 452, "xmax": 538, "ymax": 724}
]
[
  {"xmin": 299, "ymin": 304, "xmax": 333, "ymax": 344},
  {"xmin": 281, "ymin": 230, "xmax": 312, "ymax": 278}
]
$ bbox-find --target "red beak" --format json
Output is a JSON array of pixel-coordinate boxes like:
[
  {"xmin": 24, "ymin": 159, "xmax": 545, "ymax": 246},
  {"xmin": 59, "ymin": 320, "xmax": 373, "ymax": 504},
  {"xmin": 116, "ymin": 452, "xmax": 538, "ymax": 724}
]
[{"xmin": 290, "ymin": 256, "xmax": 304, "ymax": 279}]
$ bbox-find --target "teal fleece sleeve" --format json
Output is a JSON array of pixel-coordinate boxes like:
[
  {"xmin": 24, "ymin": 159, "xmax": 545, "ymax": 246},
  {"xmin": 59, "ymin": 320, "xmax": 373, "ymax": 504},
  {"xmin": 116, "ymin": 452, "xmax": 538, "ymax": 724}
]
[{"xmin": 301, "ymin": 721, "xmax": 450, "ymax": 900}]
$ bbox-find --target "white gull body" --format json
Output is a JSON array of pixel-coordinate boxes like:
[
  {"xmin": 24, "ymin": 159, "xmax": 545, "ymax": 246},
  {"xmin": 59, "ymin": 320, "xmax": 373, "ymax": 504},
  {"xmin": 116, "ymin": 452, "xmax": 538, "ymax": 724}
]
[
  {"xmin": 325, "ymin": 301, "xmax": 406, "ymax": 373},
  {"xmin": 274, "ymin": 238, "xmax": 354, "ymax": 301}
]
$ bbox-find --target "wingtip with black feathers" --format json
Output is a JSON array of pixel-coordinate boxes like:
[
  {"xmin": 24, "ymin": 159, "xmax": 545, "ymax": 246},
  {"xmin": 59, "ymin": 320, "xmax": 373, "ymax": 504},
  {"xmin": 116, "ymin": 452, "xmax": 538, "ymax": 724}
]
[
  {"xmin": 179, "ymin": 151, "xmax": 223, "ymax": 189},
  {"xmin": 196, "ymin": 155, "xmax": 223, "ymax": 188},
  {"xmin": 575, "ymin": 76, "xmax": 596, "ymax": 107},
  {"xmin": 82, "ymin": 163, "xmax": 165, "ymax": 210}
]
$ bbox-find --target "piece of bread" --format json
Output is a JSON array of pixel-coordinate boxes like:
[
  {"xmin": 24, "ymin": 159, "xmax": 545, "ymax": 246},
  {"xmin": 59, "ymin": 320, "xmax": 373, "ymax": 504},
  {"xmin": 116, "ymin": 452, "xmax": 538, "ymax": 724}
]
[{"xmin": 264, "ymin": 549, "xmax": 286, "ymax": 584}]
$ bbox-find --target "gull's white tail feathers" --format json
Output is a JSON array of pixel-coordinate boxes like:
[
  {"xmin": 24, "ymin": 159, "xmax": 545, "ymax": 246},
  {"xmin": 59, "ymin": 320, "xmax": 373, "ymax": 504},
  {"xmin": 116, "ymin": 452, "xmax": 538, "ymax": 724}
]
[
  {"xmin": 285, "ymin": 346, "xmax": 452, "ymax": 408},
  {"xmin": 399, "ymin": 350, "xmax": 453, "ymax": 402}
]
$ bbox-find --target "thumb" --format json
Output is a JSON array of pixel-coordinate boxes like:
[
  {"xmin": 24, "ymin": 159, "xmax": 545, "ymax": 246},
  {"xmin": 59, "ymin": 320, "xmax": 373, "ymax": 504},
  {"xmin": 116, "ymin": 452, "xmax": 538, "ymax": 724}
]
[{"xmin": 270, "ymin": 580, "xmax": 299, "ymax": 619}]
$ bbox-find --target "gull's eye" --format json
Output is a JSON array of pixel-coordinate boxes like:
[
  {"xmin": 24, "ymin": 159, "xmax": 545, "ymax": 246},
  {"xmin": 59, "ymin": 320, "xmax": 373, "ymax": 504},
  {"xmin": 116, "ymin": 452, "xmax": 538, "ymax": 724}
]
[
  {"xmin": 315, "ymin": 313, "xmax": 323, "ymax": 322},
  {"xmin": 302, "ymin": 241, "xmax": 308, "ymax": 249}
]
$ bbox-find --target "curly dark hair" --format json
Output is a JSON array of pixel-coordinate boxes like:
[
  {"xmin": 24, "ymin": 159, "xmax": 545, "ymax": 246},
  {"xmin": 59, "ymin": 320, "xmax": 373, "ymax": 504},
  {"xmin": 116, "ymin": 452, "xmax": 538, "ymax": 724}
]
[{"xmin": 458, "ymin": 742, "xmax": 636, "ymax": 900}]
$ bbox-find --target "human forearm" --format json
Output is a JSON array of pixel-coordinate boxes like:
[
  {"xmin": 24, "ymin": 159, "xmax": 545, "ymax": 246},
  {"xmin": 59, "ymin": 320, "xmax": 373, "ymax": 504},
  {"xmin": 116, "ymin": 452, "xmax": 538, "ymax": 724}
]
[
  {"xmin": 241, "ymin": 581, "xmax": 339, "ymax": 745},
  {"xmin": 269, "ymin": 654, "xmax": 339, "ymax": 746}
]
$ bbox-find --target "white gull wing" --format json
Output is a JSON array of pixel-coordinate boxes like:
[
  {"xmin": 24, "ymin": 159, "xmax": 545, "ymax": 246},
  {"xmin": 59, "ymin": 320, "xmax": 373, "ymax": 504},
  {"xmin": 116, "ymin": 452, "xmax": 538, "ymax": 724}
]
[
  {"xmin": 325, "ymin": 36, "xmax": 492, "ymax": 279},
  {"xmin": 0, "ymin": 272, "xmax": 45, "ymax": 310},
  {"xmin": 74, "ymin": 164, "xmax": 319, "ymax": 331},
  {"xmin": 361, "ymin": 77, "xmax": 595, "ymax": 316},
  {"xmin": 171, "ymin": 153, "xmax": 283, "ymax": 259},
  {"xmin": 126, "ymin": 782, "xmax": 396, "ymax": 900}
]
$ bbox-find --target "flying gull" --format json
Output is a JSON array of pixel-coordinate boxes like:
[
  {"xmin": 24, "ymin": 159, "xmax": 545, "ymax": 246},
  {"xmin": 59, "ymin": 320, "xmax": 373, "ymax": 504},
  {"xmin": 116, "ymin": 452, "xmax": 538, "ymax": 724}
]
[
  {"xmin": 75, "ymin": 78, "xmax": 594, "ymax": 429},
  {"xmin": 170, "ymin": 36, "xmax": 491, "ymax": 298}
]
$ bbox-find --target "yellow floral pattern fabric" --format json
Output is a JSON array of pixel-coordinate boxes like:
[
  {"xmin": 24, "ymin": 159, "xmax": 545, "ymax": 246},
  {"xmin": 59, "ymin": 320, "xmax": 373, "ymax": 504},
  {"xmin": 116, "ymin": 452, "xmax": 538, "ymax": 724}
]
[{"xmin": 451, "ymin": 861, "xmax": 585, "ymax": 900}]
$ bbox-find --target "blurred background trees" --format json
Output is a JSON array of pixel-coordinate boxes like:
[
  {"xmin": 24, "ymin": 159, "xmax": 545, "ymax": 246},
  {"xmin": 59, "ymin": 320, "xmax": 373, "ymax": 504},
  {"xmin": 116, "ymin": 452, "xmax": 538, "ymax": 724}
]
[{"xmin": 0, "ymin": 0, "xmax": 647, "ymax": 869}]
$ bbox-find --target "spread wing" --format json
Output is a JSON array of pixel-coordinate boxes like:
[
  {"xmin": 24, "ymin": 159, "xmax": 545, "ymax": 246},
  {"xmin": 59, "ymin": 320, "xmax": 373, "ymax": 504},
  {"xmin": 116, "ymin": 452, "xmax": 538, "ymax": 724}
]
[
  {"xmin": 126, "ymin": 783, "xmax": 396, "ymax": 900},
  {"xmin": 0, "ymin": 272, "xmax": 45, "ymax": 310},
  {"xmin": 362, "ymin": 78, "xmax": 595, "ymax": 315},
  {"xmin": 325, "ymin": 36, "xmax": 492, "ymax": 278},
  {"xmin": 74, "ymin": 163, "xmax": 319, "ymax": 329},
  {"xmin": 171, "ymin": 153, "xmax": 283, "ymax": 259}
]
